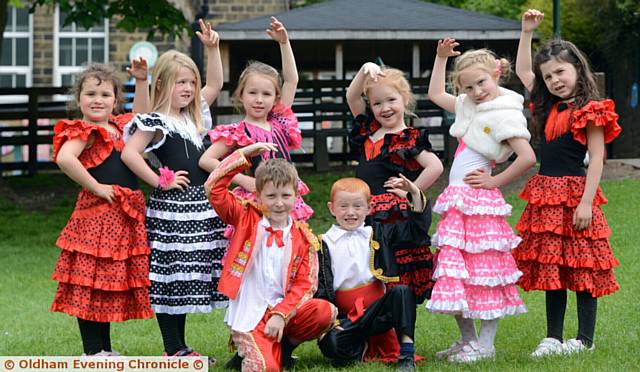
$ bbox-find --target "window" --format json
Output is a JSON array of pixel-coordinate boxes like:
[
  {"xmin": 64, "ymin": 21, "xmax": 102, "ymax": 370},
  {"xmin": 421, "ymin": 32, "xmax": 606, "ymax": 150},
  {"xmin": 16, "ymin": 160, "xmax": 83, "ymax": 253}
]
[
  {"xmin": 0, "ymin": 6, "xmax": 32, "ymax": 88},
  {"xmin": 54, "ymin": 7, "xmax": 108, "ymax": 86}
]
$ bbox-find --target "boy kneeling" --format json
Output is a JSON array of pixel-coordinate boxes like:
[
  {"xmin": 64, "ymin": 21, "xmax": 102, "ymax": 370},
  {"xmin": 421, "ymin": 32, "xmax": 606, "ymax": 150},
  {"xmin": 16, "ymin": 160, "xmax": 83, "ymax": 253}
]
[
  {"xmin": 206, "ymin": 143, "xmax": 336, "ymax": 372},
  {"xmin": 316, "ymin": 177, "xmax": 427, "ymax": 371}
]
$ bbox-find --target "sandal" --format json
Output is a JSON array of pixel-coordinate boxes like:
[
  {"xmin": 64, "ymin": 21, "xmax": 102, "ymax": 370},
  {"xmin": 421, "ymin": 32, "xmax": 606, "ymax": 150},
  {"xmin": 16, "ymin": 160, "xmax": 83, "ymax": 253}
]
[{"xmin": 435, "ymin": 340, "xmax": 466, "ymax": 360}]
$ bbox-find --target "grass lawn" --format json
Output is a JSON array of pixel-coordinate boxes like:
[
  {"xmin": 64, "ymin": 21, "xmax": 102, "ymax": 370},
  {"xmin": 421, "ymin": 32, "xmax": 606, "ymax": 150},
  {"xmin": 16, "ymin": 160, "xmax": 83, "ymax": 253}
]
[{"xmin": 0, "ymin": 172, "xmax": 638, "ymax": 371}]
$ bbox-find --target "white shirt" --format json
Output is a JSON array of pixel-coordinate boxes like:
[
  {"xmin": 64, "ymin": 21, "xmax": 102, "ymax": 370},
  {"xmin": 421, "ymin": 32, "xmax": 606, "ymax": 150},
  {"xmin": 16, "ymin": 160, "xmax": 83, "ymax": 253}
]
[
  {"xmin": 449, "ymin": 145, "xmax": 492, "ymax": 186},
  {"xmin": 323, "ymin": 224, "xmax": 374, "ymax": 291},
  {"xmin": 225, "ymin": 217, "xmax": 292, "ymax": 332}
]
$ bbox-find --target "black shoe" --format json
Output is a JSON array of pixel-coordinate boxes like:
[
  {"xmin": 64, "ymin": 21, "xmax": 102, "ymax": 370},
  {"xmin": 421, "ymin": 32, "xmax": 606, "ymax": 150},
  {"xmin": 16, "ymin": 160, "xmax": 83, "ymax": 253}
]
[
  {"xmin": 396, "ymin": 356, "xmax": 416, "ymax": 372},
  {"xmin": 224, "ymin": 353, "xmax": 242, "ymax": 371},
  {"xmin": 281, "ymin": 337, "xmax": 298, "ymax": 370}
]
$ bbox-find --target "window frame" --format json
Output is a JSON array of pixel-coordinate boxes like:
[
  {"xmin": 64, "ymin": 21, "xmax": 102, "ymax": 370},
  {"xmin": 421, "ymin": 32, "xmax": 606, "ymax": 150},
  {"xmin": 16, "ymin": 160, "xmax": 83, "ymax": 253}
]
[{"xmin": 0, "ymin": 6, "xmax": 33, "ymax": 88}]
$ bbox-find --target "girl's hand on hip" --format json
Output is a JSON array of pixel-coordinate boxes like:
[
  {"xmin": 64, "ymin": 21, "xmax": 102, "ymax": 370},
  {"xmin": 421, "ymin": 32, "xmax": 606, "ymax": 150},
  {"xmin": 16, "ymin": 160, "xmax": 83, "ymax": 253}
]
[
  {"xmin": 573, "ymin": 201, "xmax": 593, "ymax": 230},
  {"xmin": 92, "ymin": 183, "xmax": 115, "ymax": 203},
  {"xmin": 164, "ymin": 170, "xmax": 190, "ymax": 192},
  {"xmin": 463, "ymin": 169, "xmax": 498, "ymax": 189}
]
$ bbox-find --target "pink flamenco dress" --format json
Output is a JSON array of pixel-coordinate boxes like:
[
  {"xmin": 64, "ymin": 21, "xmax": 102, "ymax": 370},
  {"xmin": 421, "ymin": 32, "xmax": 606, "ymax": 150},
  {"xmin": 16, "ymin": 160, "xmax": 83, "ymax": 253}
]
[
  {"xmin": 51, "ymin": 114, "xmax": 153, "ymax": 322},
  {"xmin": 426, "ymin": 140, "xmax": 527, "ymax": 319},
  {"xmin": 208, "ymin": 103, "xmax": 313, "ymax": 238}
]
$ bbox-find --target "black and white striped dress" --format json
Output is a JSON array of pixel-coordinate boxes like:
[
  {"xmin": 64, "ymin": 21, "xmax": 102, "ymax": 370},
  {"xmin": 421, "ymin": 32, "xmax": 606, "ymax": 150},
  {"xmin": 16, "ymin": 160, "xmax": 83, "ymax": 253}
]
[{"xmin": 125, "ymin": 112, "xmax": 229, "ymax": 313}]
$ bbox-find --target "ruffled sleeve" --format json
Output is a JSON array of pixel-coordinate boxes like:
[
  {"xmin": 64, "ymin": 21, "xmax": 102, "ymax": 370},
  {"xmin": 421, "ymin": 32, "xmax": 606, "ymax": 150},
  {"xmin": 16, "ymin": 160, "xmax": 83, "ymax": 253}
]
[
  {"xmin": 109, "ymin": 113, "xmax": 135, "ymax": 132},
  {"xmin": 123, "ymin": 113, "xmax": 171, "ymax": 152},
  {"xmin": 571, "ymin": 99, "xmax": 621, "ymax": 145},
  {"xmin": 348, "ymin": 114, "xmax": 380, "ymax": 156},
  {"xmin": 201, "ymin": 95, "xmax": 213, "ymax": 131},
  {"xmin": 388, "ymin": 127, "xmax": 432, "ymax": 171},
  {"xmin": 53, "ymin": 119, "xmax": 114, "ymax": 168},
  {"xmin": 269, "ymin": 103, "xmax": 301, "ymax": 149},
  {"xmin": 208, "ymin": 122, "xmax": 254, "ymax": 148}
]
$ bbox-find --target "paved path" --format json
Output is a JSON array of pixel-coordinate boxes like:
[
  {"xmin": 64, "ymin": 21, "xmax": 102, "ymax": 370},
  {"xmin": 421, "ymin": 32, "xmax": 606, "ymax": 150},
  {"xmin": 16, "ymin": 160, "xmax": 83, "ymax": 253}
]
[{"xmin": 609, "ymin": 158, "xmax": 640, "ymax": 168}]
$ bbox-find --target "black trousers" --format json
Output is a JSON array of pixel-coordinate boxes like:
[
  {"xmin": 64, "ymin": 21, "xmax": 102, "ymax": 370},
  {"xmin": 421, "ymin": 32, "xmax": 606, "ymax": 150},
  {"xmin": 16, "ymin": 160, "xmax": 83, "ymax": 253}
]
[
  {"xmin": 77, "ymin": 319, "xmax": 111, "ymax": 355},
  {"xmin": 546, "ymin": 290, "xmax": 598, "ymax": 347},
  {"xmin": 318, "ymin": 285, "xmax": 415, "ymax": 362}
]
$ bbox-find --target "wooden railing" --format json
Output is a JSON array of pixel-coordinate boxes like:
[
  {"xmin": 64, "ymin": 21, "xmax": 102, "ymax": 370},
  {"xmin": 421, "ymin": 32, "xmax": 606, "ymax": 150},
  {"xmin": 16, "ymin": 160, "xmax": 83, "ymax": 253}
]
[{"xmin": 0, "ymin": 80, "xmax": 452, "ymax": 175}]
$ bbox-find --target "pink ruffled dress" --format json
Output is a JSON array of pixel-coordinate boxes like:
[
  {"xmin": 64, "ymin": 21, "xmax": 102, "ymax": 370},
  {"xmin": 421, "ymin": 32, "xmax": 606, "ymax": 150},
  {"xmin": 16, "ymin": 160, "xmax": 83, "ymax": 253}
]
[
  {"xmin": 208, "ymin": 104, "xmax": 313, "ymax": 232},
  {"xmin": 425, "ymin": 140, "xmax": 527, "ymax": 319}
]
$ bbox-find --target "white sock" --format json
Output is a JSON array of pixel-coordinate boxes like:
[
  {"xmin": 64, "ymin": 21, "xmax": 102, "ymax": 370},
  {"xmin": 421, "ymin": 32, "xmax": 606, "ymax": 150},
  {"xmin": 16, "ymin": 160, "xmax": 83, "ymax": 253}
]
[
  {"xmin": 455, "ymin": 315, "xmax": 477, "ymax": 343},
  {"xmin": 478, "ymin": 319, "xmax": 499, "ymax": 350}
]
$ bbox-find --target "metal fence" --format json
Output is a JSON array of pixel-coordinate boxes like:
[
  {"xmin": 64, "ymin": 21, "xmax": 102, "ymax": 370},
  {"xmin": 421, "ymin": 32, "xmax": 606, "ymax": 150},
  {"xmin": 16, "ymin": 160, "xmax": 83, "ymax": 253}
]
[{"xmin": 0, "ymin": 79, "xmax": 451, "ymax": 176}]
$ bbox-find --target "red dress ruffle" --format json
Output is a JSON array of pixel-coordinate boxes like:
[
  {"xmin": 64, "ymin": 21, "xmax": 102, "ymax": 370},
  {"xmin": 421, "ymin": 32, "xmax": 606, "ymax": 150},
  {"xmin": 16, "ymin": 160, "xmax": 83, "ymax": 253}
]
[
  {"xmin": 51, "ymin": 116, "xmax": 153, "ymax": 322},
  {"xmin": 513, "ymin": 175, "xmax": 619, "ymax": 297},
  {"xmin": 570, "ymin": 99, "xmax": 621, "ymax": 146}
]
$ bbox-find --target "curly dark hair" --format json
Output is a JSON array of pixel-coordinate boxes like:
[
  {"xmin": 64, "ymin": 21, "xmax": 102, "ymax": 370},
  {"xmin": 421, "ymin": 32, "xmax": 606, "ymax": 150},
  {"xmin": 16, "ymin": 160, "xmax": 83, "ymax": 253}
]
[
  {"xmin": 530, "ymin": 39, "xmax": 600, "ymax": 140},
  {"xmin": 68, "ymin": 64, "xmax": 125, "ymax": 118}
]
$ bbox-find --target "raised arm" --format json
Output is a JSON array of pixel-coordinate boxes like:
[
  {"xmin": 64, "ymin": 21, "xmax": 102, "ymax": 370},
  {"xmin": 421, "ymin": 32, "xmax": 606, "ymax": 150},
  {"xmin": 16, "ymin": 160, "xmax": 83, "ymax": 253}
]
[
  {"xmin": 267, "ymin": 17, "xmax": 298, "ymax": 107},
  {"xmin": 197, "ymin": 19, "xmax": 224, "ymax": 106},
  {"xmin": 516, "ymin": 9, "xmax": 544, "ymax": 92},
  {"xmin": 346, "ymin": 62, "xmax": 384, "ymax": 116},
  {"xmin": 128, "ymin": 57, "xmax": 150, "ymax": 113},
  {"xmin": 57, "ymin": 136, "xmax": 114, "ymax": 203},
  {"xmin": 428, "ymin": 38, "xmax": 459, "ymax": 113}
]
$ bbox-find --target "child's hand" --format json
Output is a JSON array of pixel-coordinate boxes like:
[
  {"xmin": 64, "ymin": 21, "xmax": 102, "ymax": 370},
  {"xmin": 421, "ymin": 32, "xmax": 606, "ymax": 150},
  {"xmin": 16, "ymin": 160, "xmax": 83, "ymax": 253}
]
[
  {"xmin": 164, "ymin": 170, "xmax": 190, "ymax": 192},
  {"xmin": 264, "ymin": 314, "xmax": 285, "ymax": 341},
  {"xmin": 266, "ymin": 16, "xmax": 289, "ymax": 44},
  {"xmin": 126, "ymin": 57, "xmax": 148, "ymax": 81},
  {"xmin": 436, "ymin": 38, "xmax": 461, "ymax": 58},
  {"xmin": 361, "ymin": 62, "xmax": 385, "ymax": 82},
  {"xmin": 91, "ymin": 183, "xmax": 115, "ymax": 203},
  {"xmin": 463, "ymin": 169, "xmax": 498, "ymax": 189},
  {"xmin": 239, "ymin": 142, "xmax": 279, "ymax": 158},
  {"xmin": 196, "ymin": 19, "xmax": 220, "ymax": 48},
  {"xmin": 573, "ymin": 201, "xmax": 593, "ymax": 230},
  {"xmin": 522, "ymin": 9, "xmax": 544, "ymax": 32},
  {"xmin": 384, "ymin": 173, "xmax": 419, "ymax": 197}
]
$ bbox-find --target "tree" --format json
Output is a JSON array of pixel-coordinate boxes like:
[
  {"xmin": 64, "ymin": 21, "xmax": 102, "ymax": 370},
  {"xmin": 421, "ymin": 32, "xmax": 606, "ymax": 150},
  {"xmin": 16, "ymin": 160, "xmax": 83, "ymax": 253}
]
[{"xmin": 1, "ymin": 0, "xmax": 191, "ymax": 52}]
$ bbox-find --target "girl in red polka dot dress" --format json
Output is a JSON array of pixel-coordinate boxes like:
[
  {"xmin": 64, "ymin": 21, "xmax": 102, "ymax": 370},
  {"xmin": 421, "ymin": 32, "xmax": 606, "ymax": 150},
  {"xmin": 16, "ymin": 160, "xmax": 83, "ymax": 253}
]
[
  {"xmin": 514, "ymin": 9, "xmax": 622, "ymax": 357},
  {"xmin": 51, "ymin": 64, "xmax": 153, "ymax": 356}
]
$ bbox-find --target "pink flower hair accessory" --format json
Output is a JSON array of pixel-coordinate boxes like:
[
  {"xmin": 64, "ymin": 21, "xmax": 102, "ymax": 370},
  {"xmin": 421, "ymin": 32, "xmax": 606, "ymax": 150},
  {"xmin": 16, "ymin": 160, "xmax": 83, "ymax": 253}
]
[
  {"xmin": 158, "ymin": 166, "xmax": 176, "ymax": 189},
  {"xmin": 495, "ymin": 59, "xmax": 502, "ymax": 76}
]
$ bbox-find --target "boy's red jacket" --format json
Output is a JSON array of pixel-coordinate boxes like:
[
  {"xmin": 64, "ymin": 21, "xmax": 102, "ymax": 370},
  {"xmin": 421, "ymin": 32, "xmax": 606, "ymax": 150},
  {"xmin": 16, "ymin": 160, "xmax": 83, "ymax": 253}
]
[{"xmin": 206, "ymin": 151, "xmax": 319, "ymax": 321}]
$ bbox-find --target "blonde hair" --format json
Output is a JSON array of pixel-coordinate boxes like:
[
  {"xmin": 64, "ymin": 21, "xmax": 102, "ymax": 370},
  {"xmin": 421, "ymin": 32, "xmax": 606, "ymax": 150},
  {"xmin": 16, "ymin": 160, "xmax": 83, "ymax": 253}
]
[
  {"xmin": 450, "ymin": 49, "xmax": 512, "ymax": 94},
  {"xmin": 232, "ymin": 61, "xmax": 282, "ymax": 113},
  {"xmin": 150, "ymin": 50, "xmax": 204, "ymax": 133},
  {"xmin": 255, "ymin": 158, "xmax": 298, "ymax": 193},
  {"xmin": 68, "ymin": 64, "xmax": 124, "ymax": 117},
  {"xmin": 363, "ymin": 67, "xmax": 416, "ymax": 115},
  {"xmin": 330, "ymin": 177, "xmax": 371, "ymax": 203}
]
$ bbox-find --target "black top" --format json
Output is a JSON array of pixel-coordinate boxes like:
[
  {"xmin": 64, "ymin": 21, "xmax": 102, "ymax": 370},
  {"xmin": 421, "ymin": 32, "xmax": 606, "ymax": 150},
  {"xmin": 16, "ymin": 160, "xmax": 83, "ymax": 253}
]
[
  {"xmin": 151, "ymin": 134, "xmax": 210, "ymax": 186},
  {"xmin": 89, "ymin": 150, "xmax": 139, "ymax": 190},
  {"xmin": 538, "ymin": 103, "xmax": 587, "ymax": 177}
]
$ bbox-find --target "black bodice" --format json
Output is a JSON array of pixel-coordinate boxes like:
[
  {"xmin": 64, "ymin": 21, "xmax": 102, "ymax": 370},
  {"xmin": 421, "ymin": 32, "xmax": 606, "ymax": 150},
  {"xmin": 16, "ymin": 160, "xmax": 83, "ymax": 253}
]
[
  {"xmin": 89, "ymin": 150, "xmax": 139, "ymax": 189},
  {"xmin": 539, "ymin": 103, "xmax": 587, "ymax": 177},
  {"xmin": 152, "ymin": 135, "xmax": 209, "ymax": 186}
]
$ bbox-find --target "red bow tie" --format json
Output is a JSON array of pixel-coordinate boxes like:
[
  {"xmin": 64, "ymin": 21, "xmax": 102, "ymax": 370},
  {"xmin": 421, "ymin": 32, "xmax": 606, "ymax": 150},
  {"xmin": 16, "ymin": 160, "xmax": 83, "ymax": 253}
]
[{"xmin": 265, "ymin": 226, "xmax": 285, "ymax": 248}]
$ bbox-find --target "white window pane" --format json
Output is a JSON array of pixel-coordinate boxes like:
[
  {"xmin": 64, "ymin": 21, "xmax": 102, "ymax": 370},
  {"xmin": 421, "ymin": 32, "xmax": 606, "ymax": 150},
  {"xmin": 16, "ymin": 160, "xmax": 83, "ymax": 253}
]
[
  {"xmin": 0, "ymin": 74, "xmax": 13, "ymax": 87},
  {"xmin": 59, "ymin": 38, "xmax": 73, "ymax": 66},
  {"xmin": 15, "ymin": 8, "xmax": 29, "ymax": 32},
  {"xmin": 1, "ymin": 41, "xmax": 12, "ymax": 65},
  {"xmin": 76, "ymin": 38, "xmax": 88, "ymax": 65},
  {"xmin": 15, "ymin": 38, "xmax": 29, "ymax": 66},
  {"xmin": 91, "ymin": 38, "xmax": 104, "ymax": 63},
  {"xmin": 59, "ymin": 12, "xmax": 73, "ymax": 31},
  {"xmin": 15, "ymin": 74, "xmax": 26, "ymax": 87}
]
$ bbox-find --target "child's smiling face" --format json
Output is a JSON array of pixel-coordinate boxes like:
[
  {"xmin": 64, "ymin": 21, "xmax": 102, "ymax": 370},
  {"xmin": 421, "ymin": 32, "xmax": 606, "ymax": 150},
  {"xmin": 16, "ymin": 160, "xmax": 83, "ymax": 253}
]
[
  {"xmin": 367, "ymin": 82, "xmax": 407, "ymax": 130},
  {"xmin": 328, "ymin": 190, "xmax": 370, "ymax": 231}
]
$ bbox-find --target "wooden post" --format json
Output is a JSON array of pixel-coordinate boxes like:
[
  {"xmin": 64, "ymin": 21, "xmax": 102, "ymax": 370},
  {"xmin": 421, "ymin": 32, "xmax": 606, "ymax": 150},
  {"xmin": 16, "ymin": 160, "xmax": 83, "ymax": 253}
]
[
  {"xmin": 412, "ymin": 43, "xmax": 420, "ymax": 78},
  {"xmin": 27, "ymin": 89, "xmax": 39, "ymax": 176}
]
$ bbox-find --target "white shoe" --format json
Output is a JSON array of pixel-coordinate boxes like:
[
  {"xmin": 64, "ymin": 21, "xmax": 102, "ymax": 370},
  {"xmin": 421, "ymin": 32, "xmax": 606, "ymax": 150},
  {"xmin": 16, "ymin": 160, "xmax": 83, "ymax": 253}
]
[
  {"xmin": 563, "ymin": 339, "xmax": 595, "ymax": 354},
  {"xmin": 435, "ymin": 340, "xmax": 466, "ymax": 360},
  {"xmin": 531, "ymin": 337, "xmax": 565, "ymax": 358},
  {"xmin": 448, "ymin": 341, "xmax": 495, "ymax": 363}
]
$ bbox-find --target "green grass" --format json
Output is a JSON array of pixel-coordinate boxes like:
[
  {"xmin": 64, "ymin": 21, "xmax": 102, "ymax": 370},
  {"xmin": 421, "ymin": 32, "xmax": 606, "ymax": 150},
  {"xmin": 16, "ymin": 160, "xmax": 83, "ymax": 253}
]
[{"xmin": 1, "ymin": 174, "xmax": 638, "ymax": 371}]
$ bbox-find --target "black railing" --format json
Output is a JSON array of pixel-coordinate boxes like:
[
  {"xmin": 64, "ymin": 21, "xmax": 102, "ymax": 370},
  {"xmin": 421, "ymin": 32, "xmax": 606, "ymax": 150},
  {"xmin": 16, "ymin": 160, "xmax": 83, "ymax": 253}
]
[{"xmin": 0, "ymin": 80, "xmax": 452, "ymax": 175}]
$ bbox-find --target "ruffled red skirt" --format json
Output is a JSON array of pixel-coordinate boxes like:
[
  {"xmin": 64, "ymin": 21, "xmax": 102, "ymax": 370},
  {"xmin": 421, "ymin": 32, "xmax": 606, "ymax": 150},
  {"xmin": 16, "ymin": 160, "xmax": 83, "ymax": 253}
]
[
  {"xmin": 51, "ymin": 186, "xmax": 153, "ymax": 322},
  {"xmin": 513, "ymin": 175, "xmax": 619, "ymax": 297}
]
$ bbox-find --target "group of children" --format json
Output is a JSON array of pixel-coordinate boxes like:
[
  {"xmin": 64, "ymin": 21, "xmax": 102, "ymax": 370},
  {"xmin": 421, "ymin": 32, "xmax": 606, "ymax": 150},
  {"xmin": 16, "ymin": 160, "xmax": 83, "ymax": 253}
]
[{"xmin": 50, "ymin": 9, "xmax": 620, "ymax": 371}]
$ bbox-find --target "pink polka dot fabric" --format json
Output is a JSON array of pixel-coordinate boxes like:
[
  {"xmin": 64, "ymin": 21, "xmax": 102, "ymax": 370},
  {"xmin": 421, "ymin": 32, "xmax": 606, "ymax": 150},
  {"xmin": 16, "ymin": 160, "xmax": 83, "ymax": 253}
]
[{"xmin": 426, "ymin": 185, "xmax": 527, "ymax": 319}]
